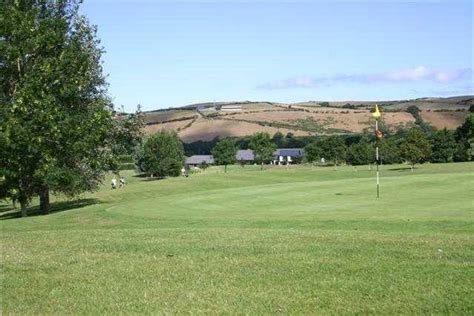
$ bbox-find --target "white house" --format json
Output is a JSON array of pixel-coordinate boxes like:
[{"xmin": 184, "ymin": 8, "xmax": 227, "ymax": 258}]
[{"xmin": 273, "ymin": 148, "xmax": 304, "ymax": 165}]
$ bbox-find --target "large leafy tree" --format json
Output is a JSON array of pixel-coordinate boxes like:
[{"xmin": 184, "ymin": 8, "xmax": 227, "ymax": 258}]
[
  {"xmin": 136, "ymin": 131, "xmax": 184, "ymax": 178},
  {"xmin": 211, "ymin": 137, "xmax": 236, "ymax": 173},
  {"xmin": 347, "ymin": 137, "xmax": 373, "ymax": 165},
  {"xmin": 430, "ymin": 129, "xmax": 457, "ymax": 163},
  {"xmin": 399, "ymin": 128, "xmax": 432, "ymax": 170},
  {"xmin": 249, "ymin": 132, "xmax": 276, "ymax": 170},
  {"xmin": 304, "ymin": 142, "xmax": 322, "ymax": 164},
  {"xmin": 318, "ymin": 136, "xmax": 347, "ymax": 166},
  {"xmin": 271, "ymin": 131, "xmax": 285, "ymax": 147},
  {"xmin": 0, "ymin": 1, "xmax": 141, "ymax": 216},
  {"xmin": 378, "ymin": 138, "xmax": 402, "ymax": 164},
  {"xmin": 454, "ymin": 113, "xmax": 474, "ymax": 161}
]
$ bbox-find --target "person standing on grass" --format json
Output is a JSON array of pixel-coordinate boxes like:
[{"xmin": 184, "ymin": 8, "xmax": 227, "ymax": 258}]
[
  {"xmin": 111, "ymin": 177, "xmax": 117, "ymax": 190},
  {"xmin": 119, "ymin": 176, "xmax": 126, "ymax": 188}
]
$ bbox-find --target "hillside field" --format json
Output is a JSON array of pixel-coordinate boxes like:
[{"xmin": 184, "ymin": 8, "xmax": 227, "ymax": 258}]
[
  {"xmin": 142, "ymin": 96, "xmax": 473, "ymax": 142},
  {"xmin": 1, "ymin": 162, "xmax": 473, "ymax": 314}
]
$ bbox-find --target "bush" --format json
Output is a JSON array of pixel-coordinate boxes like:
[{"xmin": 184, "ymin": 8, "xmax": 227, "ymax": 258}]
[
  {"xmin": 342, "ymin": 103, "xmax": 356, "ymax": 109},
  {"xmin": 200, "ymin": 161, "xmax": 209, "ymax": 170}
]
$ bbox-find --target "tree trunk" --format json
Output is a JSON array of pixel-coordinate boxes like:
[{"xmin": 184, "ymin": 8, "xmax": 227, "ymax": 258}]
[
  {"xmin": 39, "ymin": 187, "xmax": 50, "ymax": 215},
  {"xmin": 261, "ymin": 162, "xmax": 264, "ymax": 170},
  {"xmin": 20, "ymin": 200, "xmax": 27, "ymax": 217}
]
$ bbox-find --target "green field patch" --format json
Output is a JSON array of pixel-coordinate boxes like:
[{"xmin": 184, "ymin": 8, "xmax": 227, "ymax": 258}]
[{"xmin": 1, "ymin": 163, "xmax": 473, "ymax": 314}]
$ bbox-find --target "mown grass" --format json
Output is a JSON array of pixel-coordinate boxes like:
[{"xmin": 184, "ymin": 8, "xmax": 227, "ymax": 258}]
[{"xmin": 1, "ymin": 163, "xmax": 473, "ymax": 314}]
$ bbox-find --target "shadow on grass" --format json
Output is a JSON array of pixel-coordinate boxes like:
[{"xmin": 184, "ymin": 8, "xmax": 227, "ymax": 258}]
[
  {"xmin": 387, "ymin": 167, "xmax": 414, "ymax": 172},
  {"xmin": 132, "ymin": 173, "xmax": 167, "ymax": 181},
  {"xmin": 133, "ymin": 173, "xmax": 148, "ymax": 178},
  {"xmin": 0, "ymin": 203, "xmax": 13, "ymax": 213},
  {"xmin": 142, "ymin": 177, "xmax": 166, "ymax": 182},
  {"xmin": 0, "ymin": 198, "xmax": 100, "ymax": 220}
]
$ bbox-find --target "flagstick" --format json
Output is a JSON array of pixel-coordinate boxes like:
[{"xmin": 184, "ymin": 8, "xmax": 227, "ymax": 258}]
[{"xmin": 375, "ymin": 119, "xmax": 380, "ymax": 198}]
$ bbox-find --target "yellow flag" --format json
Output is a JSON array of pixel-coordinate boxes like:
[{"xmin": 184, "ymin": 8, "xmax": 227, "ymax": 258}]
[{"xmin": 372, "ymin": 104, "xmax": 381, "ymax": 119}]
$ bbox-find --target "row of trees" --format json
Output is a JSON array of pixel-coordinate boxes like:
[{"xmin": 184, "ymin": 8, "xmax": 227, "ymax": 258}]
[
  {"xmin": 134, "ymin": 131, "xmax": 278, "ymax": 175},
  {"xmin": 304, "ymin": 114, "xmax": 473, "ymax": 168},
  {"xmin": 183, "ymin": 112, "xmax": 473, "ymax": 168},
  {"xmin": 196, "ymin": 113, "xmax": 473, "ymax": 171},
  {"xmin": 137, "ymin": 113, "xmax": 473, "ymax": 177},
  {"xmin": 304, "ymin": 129, "xmax": 433, "ymax": 169}
]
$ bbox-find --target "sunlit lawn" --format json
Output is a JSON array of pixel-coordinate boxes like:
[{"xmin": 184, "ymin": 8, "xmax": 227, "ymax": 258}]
[{"xmin": 1, "ymin": 162, "xmax": 473, "ymax": 314}]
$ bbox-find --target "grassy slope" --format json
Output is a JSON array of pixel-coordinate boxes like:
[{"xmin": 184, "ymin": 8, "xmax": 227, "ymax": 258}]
[
  {"xmin": 1, "ymin": 163, "xmax": 473, "ymax": 314},
  {"xmin": 143, "ymin": 97, "xmax": 472, "ymax": 141}
]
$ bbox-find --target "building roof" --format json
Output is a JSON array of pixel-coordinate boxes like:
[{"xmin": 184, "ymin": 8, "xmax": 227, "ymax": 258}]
[
  {"xmin": 185, "ymin": 155, "xmax": 215, "ymax": 165},
  {"xmin": 221, "ymin": 105, "xmax": 242, "ymax": 111},
  {"xmin": 221, "ymin": 105, "xmax": 242, "ymax": 109},
  {"xmin": 236, "ymin": 149, "xmax": 255, "ymax": 161},
  {"xmin": 274, "ymin": 148, "xmax": 304, "ymax": 157}
]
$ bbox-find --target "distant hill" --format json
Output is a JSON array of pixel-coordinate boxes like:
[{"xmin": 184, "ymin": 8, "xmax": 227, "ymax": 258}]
[{"xmin": 142, "ymin": 96, "xmax": 473, "ymax": 142}]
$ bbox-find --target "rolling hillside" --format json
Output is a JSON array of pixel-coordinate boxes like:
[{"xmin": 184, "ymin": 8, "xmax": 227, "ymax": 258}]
[{"xmin": 142, "ymin": 96, "xmax": 473, "ymax": 142}]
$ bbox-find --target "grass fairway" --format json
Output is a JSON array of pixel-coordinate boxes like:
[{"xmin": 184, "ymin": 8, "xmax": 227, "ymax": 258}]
[{"xmin": 1, "ymin": 163, "xmax": 473, "ymax": 314}]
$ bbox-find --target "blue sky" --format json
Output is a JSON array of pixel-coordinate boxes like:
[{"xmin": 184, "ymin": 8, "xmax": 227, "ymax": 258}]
[{"xmin": 80, "ymin": 0, "xmax": 473, "ymax": 112}]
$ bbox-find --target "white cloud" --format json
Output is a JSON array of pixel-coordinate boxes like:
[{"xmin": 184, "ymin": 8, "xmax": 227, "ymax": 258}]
[
  {"xmin": 368, "ymin": 66, "xmax": 471, "ymax": 83},
  {"xmin": 257, "ymin": 66, "xmax": 472, "ymax": 90}
]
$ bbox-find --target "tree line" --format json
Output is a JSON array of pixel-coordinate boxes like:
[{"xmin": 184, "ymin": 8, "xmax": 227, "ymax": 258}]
[
  {"xmin": 189, "ymin": 113, "xmax": 473, "ymax": 168},
  {"xmin": 135, "ymin": 111, "xmax": 473, "ymax": 178},
  {"xmin": 134, "ymin": 131, "xmax": 278, "ymax": 175}
]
